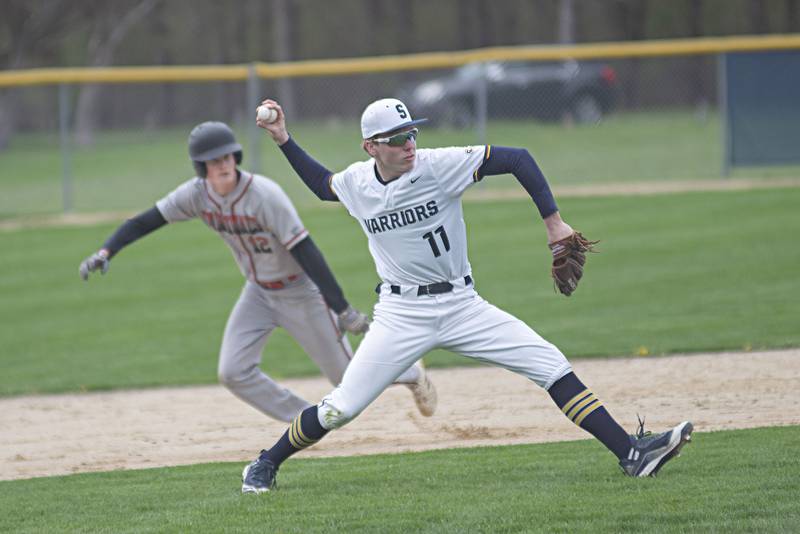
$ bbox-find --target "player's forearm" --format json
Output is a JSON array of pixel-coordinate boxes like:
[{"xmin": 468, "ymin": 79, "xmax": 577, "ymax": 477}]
[
  {"xmin": 543, "ymin": 211, "xmax": 574, "ymax": 244},
  {"xmin": 278, "ymin": 137, "xmax": 338, "ymax": 201},
  {"xmin": 289, "ymin": 237, "xmax": 348, "ymax": 314},
  {"xmin": 478, "ymin": 146, "xmax": 558, "ymax": 219},
  {"xmin": 102, "ymin": 206, "xmax": 167, "ymax": 258}
]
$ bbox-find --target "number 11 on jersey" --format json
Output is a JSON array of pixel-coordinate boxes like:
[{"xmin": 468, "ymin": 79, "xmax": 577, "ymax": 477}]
[{"xmin": 422, "ymin": 225, "xmax": 450, "ymax": 257}]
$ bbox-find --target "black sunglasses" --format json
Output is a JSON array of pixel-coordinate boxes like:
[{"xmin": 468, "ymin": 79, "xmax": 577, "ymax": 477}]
[{"xmin": 372, "ymin": 128, "xmax": 419, "ymax": 147}]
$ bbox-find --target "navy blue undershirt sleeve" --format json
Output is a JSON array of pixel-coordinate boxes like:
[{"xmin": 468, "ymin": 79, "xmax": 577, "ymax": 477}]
[
  {"xmin": 289, "ymin": 236, "xmax": 348, "ymax": 314},
  {"xmin": 279, "ymin": 136, "xmax": 338, "ymax": 201},
  {"xmin": 102, "ymin": 206, "xmax": 167, "ymax": 258},
  {"xmin": 476, "ymin": 146, "xmax": 558, "ymax": 218}
]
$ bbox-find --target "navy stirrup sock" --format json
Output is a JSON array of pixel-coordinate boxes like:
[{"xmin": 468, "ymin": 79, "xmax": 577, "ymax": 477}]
[
  {"xmin": 548, "ymin": 372, "xmax": 631, "ymax": 459},
  {"xmin": 261, "ymin": 405, "xmax": 329, "ymax": 467}
]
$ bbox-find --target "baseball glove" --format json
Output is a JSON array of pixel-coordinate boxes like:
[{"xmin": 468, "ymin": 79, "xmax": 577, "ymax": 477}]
[
  {"xmin": 79, "ymin": 250, "xmax": 110, "ymax": 281},
  {"xmin": 337, "ymin": 305, "xmax": 370, "ymax": 337},
  {"xmin": 548, "ymin": 232, "xmax": 598, "ymax": 296}
]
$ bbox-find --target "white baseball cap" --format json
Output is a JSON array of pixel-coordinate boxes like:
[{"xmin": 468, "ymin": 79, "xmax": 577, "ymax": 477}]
[{"xmin": 360, "ymin": 98, "xmax": 428, "ymax": 139}]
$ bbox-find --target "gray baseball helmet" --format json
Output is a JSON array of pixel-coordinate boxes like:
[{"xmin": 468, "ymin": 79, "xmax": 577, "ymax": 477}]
[{"xmin": 188, "ymin": 121, "xmax": 243, "ymax": 177}]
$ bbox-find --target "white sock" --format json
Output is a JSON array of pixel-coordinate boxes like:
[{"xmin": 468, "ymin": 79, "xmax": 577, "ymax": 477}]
[{"xmin": 394, "ymin": 361, "xmax": 422, "ymax": 384}]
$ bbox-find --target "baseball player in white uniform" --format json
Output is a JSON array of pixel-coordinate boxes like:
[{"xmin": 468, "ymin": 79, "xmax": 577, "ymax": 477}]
[
  {"xmin": 240, "ymin": 99, "xmax": 692, "ymax": 493},
  {"xmin": 78, "ymin": 121, "xmax": 436, "ymax": 424}
]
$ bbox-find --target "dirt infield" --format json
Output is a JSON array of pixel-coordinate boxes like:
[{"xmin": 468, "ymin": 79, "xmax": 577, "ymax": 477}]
[{"xmin": 2, "ymin": 349, "xmax": 798, "ymax": 481}]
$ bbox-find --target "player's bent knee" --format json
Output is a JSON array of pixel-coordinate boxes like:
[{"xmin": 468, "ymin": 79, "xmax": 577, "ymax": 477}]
[
  {"xmin": 217, "ymin": 367, "xmax": 235, "ymax": 386},
  {"xmin": 316, "ymin": 400, "xmax": 358, "ymax": 430},
  {"xmin": 217, "ymin": 363, "xmax": 253, "ymax": 388},
  {"xmin": 511, "ymin": 343, "xmax": 572, "ymax": 390}
]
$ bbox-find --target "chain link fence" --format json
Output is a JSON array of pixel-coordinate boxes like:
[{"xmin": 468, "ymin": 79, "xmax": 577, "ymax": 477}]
[{"xmin": 1, "ymin": 38, "xmax": 798, "ymax": 217}]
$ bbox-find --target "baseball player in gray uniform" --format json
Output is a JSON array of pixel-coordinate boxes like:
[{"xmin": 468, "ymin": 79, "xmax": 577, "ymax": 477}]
[
  {"xmin": 239, "ymin": 99, "xmax": 693, "ymax": 494},
  {"xmin": 78, "ymin": 121, "xmax": 437, "ymax": 424}
]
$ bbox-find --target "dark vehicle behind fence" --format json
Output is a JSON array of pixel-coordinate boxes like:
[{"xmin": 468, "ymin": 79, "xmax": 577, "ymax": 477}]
[{"xmin": 399, "ymin": 60, "xmax": 618, "ymax": 128}]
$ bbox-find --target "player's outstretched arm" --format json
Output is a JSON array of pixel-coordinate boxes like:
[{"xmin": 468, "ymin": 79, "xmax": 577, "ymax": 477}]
[
  {"xmin": 255, "ymin": 99, "xmax": 338, "ymax": 202},
  {"xmin": 79, "ymin": 206, "xmax": 167, "ymax": 281},
  {"xmin": 477, "ymin": 147, "xmax": 597, "ymax": 296},
  {"xmin": 476, "ymin": 146, "xmax": 578, "ymax": 240},
  {"xmin": 289, "ymin": 236, "xmax": 369, "ymax": 335},
  {"xmin": 477, "ymin": 146, "xmax": 560, "ymax": 221}
]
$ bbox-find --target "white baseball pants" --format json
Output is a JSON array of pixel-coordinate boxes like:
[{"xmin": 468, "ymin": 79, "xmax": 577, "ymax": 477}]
[{"xmin": 317, "ymin": 278, "xmax": 572, "ymax": 428}]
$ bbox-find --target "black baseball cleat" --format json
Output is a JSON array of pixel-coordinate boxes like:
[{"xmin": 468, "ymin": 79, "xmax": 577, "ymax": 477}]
[
  {"xmin": 619, "ymin": 418, "xmax": 693, "ymax": 477},
  {"xmin": 242, "ymin": 452, "xmax": 278, "ymax": 494}
]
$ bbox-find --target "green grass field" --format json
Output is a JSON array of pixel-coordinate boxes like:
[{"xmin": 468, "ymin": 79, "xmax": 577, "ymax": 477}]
[
  {"xmin": 2, "ymin": 131, "xmax": 799, "ymax": 533},
  {"xmin": 2, "ymin": 111, "xmax": 799, "ymax": 217},
  {"xmin": 1, "ymin": 426, "xmax": 798, "ymax": 533},
  {"xmin": 1, "ymin": 187, "xmax": 799, "ymax": 396}
]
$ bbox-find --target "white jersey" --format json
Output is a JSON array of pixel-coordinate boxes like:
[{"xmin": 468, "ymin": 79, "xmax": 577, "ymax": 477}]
[
  {"xmin": 156, "ymin": 172, "xmax": 308, "ymax": 284},
  {"xmin": 331, "ymin": 146, "xmax": 487, "ymax": 285}
]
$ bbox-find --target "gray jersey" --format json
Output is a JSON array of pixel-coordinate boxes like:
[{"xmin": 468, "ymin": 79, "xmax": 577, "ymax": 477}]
[{"xmin": 156, "ymin": 172, "xmax": 308, "ymax": 284}]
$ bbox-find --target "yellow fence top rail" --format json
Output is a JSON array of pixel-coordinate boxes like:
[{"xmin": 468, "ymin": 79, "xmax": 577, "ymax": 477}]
[{"xmin": 2, "ymin": 34, "xmax": 799, "ymax": 87}]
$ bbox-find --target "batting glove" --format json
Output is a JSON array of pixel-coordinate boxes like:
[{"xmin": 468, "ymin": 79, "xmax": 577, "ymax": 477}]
[
  {"xmin": 79, "ymin": 250, "xmax": 110, "ymax": 281},
  {"xmin": 337, "ymin": 305, "xmax": 370, "ymax": 336}
]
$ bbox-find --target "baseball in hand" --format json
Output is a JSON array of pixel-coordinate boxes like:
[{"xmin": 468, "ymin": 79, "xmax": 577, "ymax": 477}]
[{"xmin": 257, "ymin": 106, "xmax": 278, "ymax": 123}]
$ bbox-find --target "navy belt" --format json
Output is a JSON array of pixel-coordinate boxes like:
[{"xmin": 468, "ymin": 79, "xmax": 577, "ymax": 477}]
[{"xmin": 375, "ymin": 275, "xmax": 473, "ymax": 296}]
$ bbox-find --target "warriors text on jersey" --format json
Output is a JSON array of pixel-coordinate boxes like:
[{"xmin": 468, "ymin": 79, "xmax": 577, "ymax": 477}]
[
  {"xmin": 156, "ymin": 173, "xmax": 308, "ymax": 285},
  {"xmin": 331, "ymin": 146, "xmax": 487, "ymax": 285}
]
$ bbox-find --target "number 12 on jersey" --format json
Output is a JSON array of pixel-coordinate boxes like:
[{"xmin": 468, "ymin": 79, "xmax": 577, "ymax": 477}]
[
  {"xmin": 248, "ymin": 235, "xmax": 272, "ymax": 254},
  {"xmin": 422, "ymin": 226, "xmax": 450, "ymax": 257}
]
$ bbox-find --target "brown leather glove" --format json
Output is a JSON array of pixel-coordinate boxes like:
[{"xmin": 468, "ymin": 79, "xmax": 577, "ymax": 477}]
[{"xmin": 548, "ymin": 232, "xmax": 598, "ymax": 296}]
